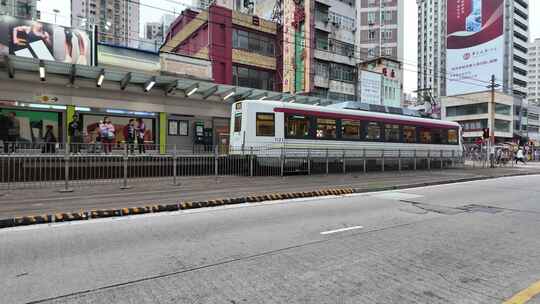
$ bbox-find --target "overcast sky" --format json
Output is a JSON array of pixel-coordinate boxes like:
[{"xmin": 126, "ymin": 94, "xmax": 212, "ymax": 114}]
[{"xmin": 38, "ymin": 0, "xmax": 540, "ymax": 94}]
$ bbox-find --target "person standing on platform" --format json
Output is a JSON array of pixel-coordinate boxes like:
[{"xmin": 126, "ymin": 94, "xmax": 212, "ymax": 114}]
[
  {"xmin": 68, "ymin": 114, "xmax": 83, "ymax": 153},
  {"xmin": 136, "ymin": 118, "xmax": 146, "ymax": 154}
]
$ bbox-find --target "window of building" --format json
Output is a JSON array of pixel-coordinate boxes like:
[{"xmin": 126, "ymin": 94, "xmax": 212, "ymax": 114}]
[
  {"xmin": 364, "ymin": 122, "xmax": 382, "ymax": 141},
  {"xmin": 234, "ymin": 113, "xmax": 242, "ymax": 132},
  {"xmin": 232, "ymin": 29, "xmax": 274, "ymax": 57},
  {"xmin": 403, "ymin": 126, "xmax": 416, "ymax": 143},
  {"xmin": 446, "ymin": 103, "xmax": 488, "ymax": 116},
  {"xmin": 232, "ymin": 66, "xmax": 275, "ymax": 91},
  {"xmin": 286, "ymin": 115, "xmax": 311, "ymax": 138},
  {"xmin": 256, "ymin": 113, "xmax": 275, "ymax": 136},
  {"xmin": 316, "ymin": 118, "xmax": 337, "ymax": 139},
  {"xmin": 495, "ymin": 120, "xmax": 511, "ymax": 132},
  {"xmin": 495, "ymin": 104, "xmax": 512, "ymax": 115},
  {"xmin": 341, "ymin": 119, "xmax": 361, "ymax": 140},
  {"xmin": 329, "ymin": 63, "xmax": 356, "ymax": 82},
  {"xmin": 459, "ymin": 119, "xmax": 488, "ymax": 131},
  {"xmin": 419, "ymin": 129, "xmax": 432, "ymax": 144},
  {"xmin": 384, "ymin": 124, "xmax": 401, "ymax": 142}
]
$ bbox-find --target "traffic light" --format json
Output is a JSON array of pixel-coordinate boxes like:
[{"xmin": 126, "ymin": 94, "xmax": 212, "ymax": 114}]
[{"xmin": 482, "ymin": 128, "xmax": 490, "ymax": 139}]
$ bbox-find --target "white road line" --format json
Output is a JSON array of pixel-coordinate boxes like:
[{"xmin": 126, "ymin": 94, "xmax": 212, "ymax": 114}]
[{"xmin": 320, "ymin": 225, "xmax": 363, "ymax": 235}]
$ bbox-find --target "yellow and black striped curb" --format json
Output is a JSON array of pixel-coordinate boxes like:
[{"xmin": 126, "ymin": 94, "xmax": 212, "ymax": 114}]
[
  {"xmin": 0, "ymin": 188, "xmax": 355, "ymax": 229},
  {"xmin": 0, "ymin": 172, "xmax": 536, "ymax": 230}
]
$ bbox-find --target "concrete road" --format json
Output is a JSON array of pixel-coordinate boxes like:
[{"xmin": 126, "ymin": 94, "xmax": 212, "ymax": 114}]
[{"xmin": 1, "ymin": 175, "xmax": 540, "ymax": 304}]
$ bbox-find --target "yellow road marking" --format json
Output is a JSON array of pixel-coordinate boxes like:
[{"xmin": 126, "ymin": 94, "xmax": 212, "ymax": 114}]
[{"xmin": 503, "ymin": 280, "xmax": 540, "ymax": 304}]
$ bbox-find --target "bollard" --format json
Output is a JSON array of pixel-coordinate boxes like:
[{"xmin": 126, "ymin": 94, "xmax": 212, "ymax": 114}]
[
  {"xmin": 342, "ymin": 150, "xmax": 346, "ymax": 174},
  {"xmin": 363, "ymin": 148, "xmax": 367, "ymax": 174},
  {"xmin": 440, "ymin": 149, "xmax": 443, "ymax": 169},
  {"xmin": 250, "ymin": 147, "xmax": 254, "ymax": 177},
  {"xmin": 307, "ymin": 148, "xmax": 311, "ymax": 175},
  {"xmin": 413, "ymin": 149, "xmax": 417, "ymax": 171},
  {"xmin": 214, "ymin": 145, "xmax": 219, "ymax": 181},
  {"xmin": 325, "ymin": 149, "xmax": 329, "ymax": 175},
  {"xmin": 451, "ymin": 150, "xmax": 455, "ymax": 168},
  {"xmin": 59, "ymin": 144, "xmax": 73, "ymax": 193},
  {"xmin": 427, "ymin": 150, "xmax": 431, "ymax": 170},
  {"xmin": 120, "ymin": 148, "xmax": 131, "ymax": 190}
]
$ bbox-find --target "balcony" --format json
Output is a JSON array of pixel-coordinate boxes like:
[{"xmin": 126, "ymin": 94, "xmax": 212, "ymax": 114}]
[{"xmin": 315, "ymin": 10, "xmax": 330, "ymax": 32}]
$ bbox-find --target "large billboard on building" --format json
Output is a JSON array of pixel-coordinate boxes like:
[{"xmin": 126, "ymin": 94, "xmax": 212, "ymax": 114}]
[
  {"xmin": 358, "ymin": 70, "xmax": 382, "ymax": 105},
  {"xmin": 446, "ymin": 0, "xmax": 504, "ymax": 96},
  {"xmin": 0, "ymin": 16, "xmax": 93, "ymax": 65}
]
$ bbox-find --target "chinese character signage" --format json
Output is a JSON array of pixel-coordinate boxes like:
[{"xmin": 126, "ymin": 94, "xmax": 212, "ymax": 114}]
[
  {"xmin": 358, "ymin": 70, "xmax": 382, "ymax": 105},
  {"xmin": 0, "ymin": 15, "xmax": 94, "ymax": 65},
  {"xmin": 446, "ymin": 0, "xmax": 504, "ymax": 95}
]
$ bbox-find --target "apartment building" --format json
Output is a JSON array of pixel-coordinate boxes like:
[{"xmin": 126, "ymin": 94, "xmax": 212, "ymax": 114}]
[
  {"xmin": 72, "ymin": 0, "xmax": 140, "ymax": 48},
  {"xmin": 528, "ymin": 38, "xmax": 540, "ymax": 106}
]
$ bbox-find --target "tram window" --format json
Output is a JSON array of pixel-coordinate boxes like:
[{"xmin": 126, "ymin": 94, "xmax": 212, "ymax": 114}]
[
  {"xmin": 432, "ymin": 129, "xmax": 446, "ymax": 144},
  {"xmin": 419, "ymin": 129, "xmax": 432, "ymax": 144},
  {"xmin": 364, "ymin": 122, "xmax": 382, "ymax": 141},
  {"xmin": 403, "ymin": 126, "xmax": 416, "ymax": 143},
  {"xmin": 384, "ymin": 124, "xmax": 401, "ymax": 142},
  {"xmin": 341, "ymin": 119, "xmax": 361, "ymax": 140},
  {"xmin": 234, "ymin": 113, "xmax": 242, "ymax": 132},
  {"xmin": 316, "ymin": 118, "xmax": 337, "ymax": 139},
  {"xmin": 256, "ymin": 113, "xmax": 275, "ymax": 136},
  {"xmin": 286, "ymin": 114, "xmax": 311, "ymax": 138},
  {"xmin": 448, "ymin": 129, "xmax": 458, "ymax": 145}
]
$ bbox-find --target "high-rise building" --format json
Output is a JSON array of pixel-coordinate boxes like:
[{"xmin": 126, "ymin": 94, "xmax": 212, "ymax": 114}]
[
  {"xmin": 145, "ymin": 22, "xmax": 163, "ymax": 41},
  {"xmin": 72, "ymin": 0, "xmax": 140, "ymax": 49},
  {"xmin": 357, "ymin": 0, "xmax": 404, "ymax": 62},
  {"xmin": 529, "ymin": 38, "xmax": 540, "ymax": 106},
  {"xmin": 416, "ymin": 0, "xmax": 446, "ymax": 99},
  {"xmin": 0, "ymin": 0, "xmax": 37, "ymax": 19},
  {"xmin": 418, "ymin": 0, "xmax": 529, "ymax": 100}
]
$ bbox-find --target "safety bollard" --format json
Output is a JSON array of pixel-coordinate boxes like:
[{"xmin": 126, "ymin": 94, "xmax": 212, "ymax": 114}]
[
  {"xmin": 363, "ymin": 148, "xmax": 367, "ymax": 174},
  {"xmin": 250, "ymin": 147, "xmax": 254, "ymax": 177},
  {"xmin": 440, "ymin": 150, "xmax": 443, "ymax": 169},
  {"xmin": 427, "ymin": 150, "xmax": 431, "ymax": 170},
  {"xmin": 325, "ymin": 149, "xmax": 329, "ymax": 175},
  {"xmin": 173, "ymin": 145, "xmax": 179, "ymax": 186},
  {"xmin": 413, "ymin": 149, "xmax": 417, "ymax": 171},
  {"xmin": 342, "ymin": 150, "xmax": 346, "ymax": 174},
  {"xmin": 398, "ymin": 149, "xmax": 401, "ymax": 172},
  {"xmin": 307, "ymin": 148, "xmax": 311, "ymax": 175},
  {"xmin": 214, "ymin": 145, "xmax": 219, "ymax": 181},
  {"xmin": 381, "ymin": 149, "xmax": 385, "ymax": 172},
  {"xmin": 121, "ymin": 147, "xmax": 131, "ymax": 190}
]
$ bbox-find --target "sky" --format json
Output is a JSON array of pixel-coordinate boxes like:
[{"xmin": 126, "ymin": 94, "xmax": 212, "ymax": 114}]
[{"xmin": 37, "ymin": 0, "xmax": 540, "ymax": 94}]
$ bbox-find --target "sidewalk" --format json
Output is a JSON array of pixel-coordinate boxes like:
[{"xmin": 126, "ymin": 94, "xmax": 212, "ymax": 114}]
[{"xmin": 1, "ymin": 164, "xmax": 539, "ymax": 218}]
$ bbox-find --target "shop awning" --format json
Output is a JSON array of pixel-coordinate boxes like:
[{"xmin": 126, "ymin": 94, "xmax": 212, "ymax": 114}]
[{"xmin": 2, "ymin": 55, "xmax": 328, "ymax": 105}]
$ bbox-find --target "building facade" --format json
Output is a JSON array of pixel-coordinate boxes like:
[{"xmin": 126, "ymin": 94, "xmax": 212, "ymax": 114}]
[
  {"xmin": 416, "ymin": 0, "xmax": 446, "ymax": 99},
  {"xmin": 0, "ymin": 0, "xmax": 37, "ymax": 19},
  {"xmin": 418, "ymin": 0, "xmax": 529, "ymax": 100},
  {"xmin": 72, "ymin": 0, "xmax": 140, "ymax": 48},
  {"xmin": 162, "ymin": 6, "xmax": 282, "ymax": 92},
  {"xmin": 441, "ymin": 91, "xmax": 525, "ymax": 143},
  {"xmin": 357, "ymin": 57, "xmax": 402, "ymax": 107},
  {"xmin": 528, "ymin": 38, "xmax": 540, "ymax": 106}
]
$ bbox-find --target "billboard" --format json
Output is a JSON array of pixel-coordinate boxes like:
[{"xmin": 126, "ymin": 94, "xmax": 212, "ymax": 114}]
[
  {"xmin": 446, "ymin": 0, "xmax": 504, "ymax": 96},
  {"xmin": 358, "ymin": 70, "xmax": 382, "ymax": 105},
  {"xmin": 0, "ymin": 16, "xmax": 93, "ymax": 65}
]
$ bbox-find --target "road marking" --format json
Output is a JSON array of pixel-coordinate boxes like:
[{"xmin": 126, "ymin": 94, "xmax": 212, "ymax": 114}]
[
  {"xmin": 503, "ymin": 280, "xmax": 540, "ymax": 304},
  {"xmin": 320, "ymin": 226, "xmax": 363, "ymax": 235}
]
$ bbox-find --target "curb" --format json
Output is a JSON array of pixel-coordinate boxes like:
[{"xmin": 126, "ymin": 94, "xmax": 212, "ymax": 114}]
[{"xmin": 0, "ymin": 172, "xmax": 537, "ymax": 229}]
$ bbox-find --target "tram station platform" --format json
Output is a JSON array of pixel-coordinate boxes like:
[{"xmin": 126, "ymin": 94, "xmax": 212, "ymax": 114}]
[{"xmin": 1, "ymin": 164, "xmax": 539, "ymax": 218}]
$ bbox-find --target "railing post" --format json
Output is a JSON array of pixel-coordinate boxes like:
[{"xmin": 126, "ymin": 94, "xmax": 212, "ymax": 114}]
[
  {"xmin": 398, "ymin": 149, "xmax": 402, "ymax": 172},
  {"xmin": 427, "ymin": 150, "xmax": 431, "ymax": 170},
  {"xmin": 280, "ymin": 147, "xmax": 285, "ymax": 177},
  {"xmin": 249, "ymin": 146, "xmax": 254, "ymax": 177},
  {"xmin": 363, "ymin": 148, "xmax": 367, "ymax": 174},
  {"xmin": 325, "ymin": 148, "xmax": 329, "ymax": 175},
  {"xmin": 413, "ymin": 149, "xmax": 417, "ymax": 171},
  {"xmin": 307, "ymin": 148, "xmax": 311, "ymax": 175},
  {"xmin": 214, "ymin": 145, "xmax": 219, "ymax": 180},
  {"xmin": 451, "ymin": 150, "xmax": 455, "ymax": 168},
  {"xmin": 121, "ymin": 145, "xmax": 131, "ymax": 189},
  {"xmin": 59, "ymin": 143, "xmax": 73, "ymax": 193},
  {"xmin": 440, "ymin": 149, "xmax": 444, "ymax": 169},
  {"xmin": 381, "ymin": 149, "xmax": 385, "ymax": 172},
  {"xmin": 173, "ymin": 144, "xmax": 179, "ymax": 186},
  {"xmin": 342, "ymin": 149, "xmax": 346, "ymax": 174}
]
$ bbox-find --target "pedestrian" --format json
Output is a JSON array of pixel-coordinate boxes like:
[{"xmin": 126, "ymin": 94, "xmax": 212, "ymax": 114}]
[
  {"xmin": 125, "ymin": 119, "xmax": 136, "ymax": 154},
  {"xmin": 6, "ymin": 112, "xmax": 20, "ymax": 153},
  {"xmin": 42, "ymin": 125, "xmax": 57, "ymax": 154},
  {"xmin": 100, "ymin": 117, "xmax": 115, "ymax": 154},
  {"xmin": 136, "ymin": 118, "xmax": 146, "ymax": 154},
  {"xmin": 68, "ymin": 114, "xmax": 83, "ymax": 153},
  {"xmin": 515, "ymin": 147, "xmax": 526, "ymax": 165}
]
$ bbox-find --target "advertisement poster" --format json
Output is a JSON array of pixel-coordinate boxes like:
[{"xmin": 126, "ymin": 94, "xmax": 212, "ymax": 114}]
[
  {"xmin": 0, "ymin": 108, "xmax": 61, "ymax": 143},
  {"xmin": 81, "ymin": 115, "xmax": 154, "ymax": 145},
  {"xmin": 358, "ymin": 71, "xmax": 382, "ymax": 105},
  {"xmin": 0, "ymin": 15, "xmax": 92, "ymax": 65},
  {"xmin": 446, "ymin": 0, "xmax": 504, "ymax": 96}
]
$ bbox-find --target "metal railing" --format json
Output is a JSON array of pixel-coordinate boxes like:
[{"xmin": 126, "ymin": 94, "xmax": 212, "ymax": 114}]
[{"xmin": 0, "ymin": 141, "xmax": 469, "ymax": 192}]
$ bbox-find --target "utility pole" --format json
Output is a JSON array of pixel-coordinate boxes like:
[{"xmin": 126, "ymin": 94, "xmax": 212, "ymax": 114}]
[{"xmin": 487, "ymin": 74, "xmax": 500, "ymax": 168}]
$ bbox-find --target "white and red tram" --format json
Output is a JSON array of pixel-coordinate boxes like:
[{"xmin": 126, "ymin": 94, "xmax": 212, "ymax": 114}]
[{"xmin": 229, "ymin": 100, "xmax": 462, "ymax": 158}]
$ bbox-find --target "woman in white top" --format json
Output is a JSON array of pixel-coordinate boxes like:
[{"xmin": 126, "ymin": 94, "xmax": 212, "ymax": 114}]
[{"xmin": 515, "ymin": 148, "xmax": 526, "ymax": 164}]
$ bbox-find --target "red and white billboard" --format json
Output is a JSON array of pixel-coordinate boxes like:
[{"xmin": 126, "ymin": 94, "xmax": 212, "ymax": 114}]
[{"xmin": 446, "ymin": 0, "xmax": 504, "ymax": 96}]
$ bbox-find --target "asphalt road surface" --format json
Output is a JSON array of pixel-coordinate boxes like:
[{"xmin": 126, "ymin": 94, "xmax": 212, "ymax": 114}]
[{"xmin": 1, "ymin": 175, "xmax": 540, "ymax": 304}]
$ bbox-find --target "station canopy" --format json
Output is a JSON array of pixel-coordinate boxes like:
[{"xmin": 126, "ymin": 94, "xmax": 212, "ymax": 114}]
[{"xmin": 2, "ymin": 55, "xmax": 329, "ymax": 105}]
